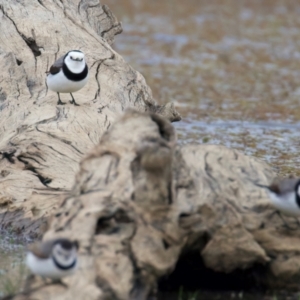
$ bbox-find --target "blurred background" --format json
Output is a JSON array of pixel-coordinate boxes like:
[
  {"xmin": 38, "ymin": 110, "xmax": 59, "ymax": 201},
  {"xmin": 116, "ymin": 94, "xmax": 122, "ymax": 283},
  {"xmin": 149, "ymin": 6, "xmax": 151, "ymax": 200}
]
[{"xmin": 105, "ymin": 0, "xmax": 300, "ymax": 177}]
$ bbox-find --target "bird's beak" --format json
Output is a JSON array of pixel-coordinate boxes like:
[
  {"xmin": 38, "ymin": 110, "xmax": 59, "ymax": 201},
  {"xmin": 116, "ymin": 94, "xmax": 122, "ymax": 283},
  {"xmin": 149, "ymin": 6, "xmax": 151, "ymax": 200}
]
[
  {"xmin": 254, "ymin": 183, "xmax": 270, "ymax": 189},
  {"xmin": 248, "ymin": 178, "xmax": 270, "ymax": 190},
  {"xmin": 75, "ymin": 58, "xmax": 83, "ymax": 61}
]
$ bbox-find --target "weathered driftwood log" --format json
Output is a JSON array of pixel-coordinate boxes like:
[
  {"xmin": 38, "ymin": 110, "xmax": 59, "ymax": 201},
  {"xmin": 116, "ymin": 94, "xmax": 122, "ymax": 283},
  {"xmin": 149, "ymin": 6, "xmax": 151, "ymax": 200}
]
[
  {"xmin": 15, "ymin": 109, "xmax": 300, "ymax": 299},
  {"xmin": 0, "ymin": 0, "xmax": 180, "ymax": 239},
  {"xmin": 2, "ymin": 0, "xmax": 300, "ymax": 298}
]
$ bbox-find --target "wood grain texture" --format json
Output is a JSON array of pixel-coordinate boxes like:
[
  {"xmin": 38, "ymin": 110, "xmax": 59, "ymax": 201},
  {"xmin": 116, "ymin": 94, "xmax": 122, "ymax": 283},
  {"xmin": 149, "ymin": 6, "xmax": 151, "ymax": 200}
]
[{"xmin": 0, "ymin": 0, "xmax": 180, "ymax": 239}]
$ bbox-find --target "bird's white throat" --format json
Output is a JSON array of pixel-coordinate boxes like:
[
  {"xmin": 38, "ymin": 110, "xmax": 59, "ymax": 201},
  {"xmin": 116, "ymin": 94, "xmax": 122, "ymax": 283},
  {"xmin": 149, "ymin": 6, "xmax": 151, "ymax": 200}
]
[
  {"xmin": 64, "ymin": 56, "xmax": 86, "ymax": 74},
  {"xmin": 52, "ymin": 243, "xmax": 77, "ymax": 267},
  {"xmin": 269, "ymin": 191, "xmax": 300, "ymax": 216},
  {"xmin": 26, "ymin": 252, "xmax": 77, "ymax": 279}
]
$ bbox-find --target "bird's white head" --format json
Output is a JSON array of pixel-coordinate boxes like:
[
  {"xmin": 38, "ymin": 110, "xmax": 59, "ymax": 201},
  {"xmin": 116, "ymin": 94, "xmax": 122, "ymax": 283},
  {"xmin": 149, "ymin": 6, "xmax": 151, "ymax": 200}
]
[
  {"xmin": 64, "ymin": 50, "xmax": 86, "ymax": 74},
  {"xmin": 52, "ymin": 240, "xmax": 78, "ymax": 267}
]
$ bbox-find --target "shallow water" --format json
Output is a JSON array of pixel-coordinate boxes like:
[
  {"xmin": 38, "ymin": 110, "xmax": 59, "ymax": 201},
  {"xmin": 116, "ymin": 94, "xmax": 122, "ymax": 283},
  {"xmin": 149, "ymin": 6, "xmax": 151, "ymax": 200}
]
[
  {"xmin": 107, "ymin": 0, "xmax": 300, "ymax": 176},
  {"xmin": 2, "ymin": 0, "xmax": 300, "ymax": 297}
]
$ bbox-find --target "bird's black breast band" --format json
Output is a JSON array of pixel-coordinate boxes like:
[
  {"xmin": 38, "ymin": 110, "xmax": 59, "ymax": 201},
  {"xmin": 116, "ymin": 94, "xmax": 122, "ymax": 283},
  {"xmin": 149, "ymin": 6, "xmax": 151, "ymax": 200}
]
[
  {"xmin": 52, "ymin": 256, "xmax": 76, "ymax": 270},
  {"xmin": 62, "ymin": 63, "xmax": 88, "ymax": 82}
]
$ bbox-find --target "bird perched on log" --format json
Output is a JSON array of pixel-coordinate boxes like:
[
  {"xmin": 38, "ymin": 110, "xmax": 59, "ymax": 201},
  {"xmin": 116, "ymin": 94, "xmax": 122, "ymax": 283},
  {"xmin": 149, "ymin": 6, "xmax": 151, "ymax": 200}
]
[
  {"xmin": 255, "ymin": 177, "xmax": 300, "ymax": 217},
  {"xmin": 47, "ymin": 50, "xmax": 89, "ymax": 106},
  {"xmin": 26, "ymin": 238, "xmax": 79, "ymax": 279},
  {"xmin": 255, "ymin": 177, "xmax": 300, "ymax": 229}
]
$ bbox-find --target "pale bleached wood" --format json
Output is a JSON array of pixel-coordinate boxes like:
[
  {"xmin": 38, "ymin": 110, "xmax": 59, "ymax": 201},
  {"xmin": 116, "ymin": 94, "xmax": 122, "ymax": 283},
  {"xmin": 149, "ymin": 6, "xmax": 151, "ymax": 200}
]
[
  {"xmin": 2, "ymin": 1, "xmax": 297, "ymax": 298},
  {"xmin": 0, "ymin": 0, "xmax": 180, "ymax": 238}
]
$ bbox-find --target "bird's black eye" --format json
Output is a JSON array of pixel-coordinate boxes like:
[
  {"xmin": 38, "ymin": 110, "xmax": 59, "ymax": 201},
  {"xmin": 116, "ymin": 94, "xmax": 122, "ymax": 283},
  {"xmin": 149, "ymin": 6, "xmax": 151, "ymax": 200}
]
[{"xmin": 70, "ymin": 56, "xmax": 73, "ymax": 59}]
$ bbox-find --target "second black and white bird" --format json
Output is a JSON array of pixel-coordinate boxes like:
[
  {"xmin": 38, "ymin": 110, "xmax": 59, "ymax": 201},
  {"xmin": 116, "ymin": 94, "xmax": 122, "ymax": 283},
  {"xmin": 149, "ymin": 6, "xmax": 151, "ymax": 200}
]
[
  {"xmin": 47, "ymin": 50, "xmax": 89, "ymax": 106},
  {"xmin": 256, "ymin": 177, "xmax": 300, "ymax": 216},
  {"xmin": 26, "ymin": 238, "xmax": 79, "ymax": 279}
]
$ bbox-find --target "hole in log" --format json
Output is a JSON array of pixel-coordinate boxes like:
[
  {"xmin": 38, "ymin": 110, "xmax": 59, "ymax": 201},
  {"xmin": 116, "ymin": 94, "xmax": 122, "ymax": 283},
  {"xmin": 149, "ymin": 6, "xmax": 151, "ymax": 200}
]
[
  {"xmin": 95, "ymin": 217, "xmax": 110, "ymax": 234},
  {"xmin": 2, "ymin": 152, "xmax": 15, "ymax": 163},
  {"xmin": 95, "ymin": 210, "xmax": 132, "ymax": 235},
  {"xmin": 158, "ymin": 252, "xmax": 267, "ymax": 296},
  {"xmin": 162, "ymin": 239, "xmax": 170, "ymax": 250},
  {"xmin": 24, "ymin": 37, "xmax": 41, "ymax": 57},
  {"xmin": 95, "ymin": 216, "xmax": 119, "ymax": 235},
  {"xmin": 16, "ymin": 59, "xmax": 23, "ymax": 65},
  {"xmin": 179, "ymin": 213, "xmax": 191, "ymax": 218}
]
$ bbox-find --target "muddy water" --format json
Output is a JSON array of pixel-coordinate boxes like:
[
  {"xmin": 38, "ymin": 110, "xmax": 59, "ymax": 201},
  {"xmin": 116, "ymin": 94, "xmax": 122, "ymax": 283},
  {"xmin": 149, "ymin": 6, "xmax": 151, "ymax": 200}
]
[
  {"xmin": 2, "ymin": 0, "xmax": 300, "ymax": 298},
  {"xmin": 107, "ymin": 0, "xmax": 300, "ymax": 176}
]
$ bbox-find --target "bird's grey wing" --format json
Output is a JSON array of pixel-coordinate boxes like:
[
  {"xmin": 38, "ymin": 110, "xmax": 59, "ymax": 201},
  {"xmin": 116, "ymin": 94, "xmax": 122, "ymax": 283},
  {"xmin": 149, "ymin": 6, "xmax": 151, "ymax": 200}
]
[
  {"xmin": 48, "ymin": 55, "xmax": 65, "ymax": 75},
  {"xmin": 272, "ymin": 177, "xmax": 299, "ymax": 195},
  {"xmin": 27, "ymin": 239, "xmax": 55, "ymax": 259}
]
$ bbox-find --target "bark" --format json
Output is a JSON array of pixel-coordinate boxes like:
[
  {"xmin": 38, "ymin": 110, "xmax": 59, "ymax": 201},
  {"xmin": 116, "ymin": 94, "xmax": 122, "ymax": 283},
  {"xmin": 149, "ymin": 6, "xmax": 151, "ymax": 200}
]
[{"xmin": 0, "ymin": 0, "xmax": 180, "ymax": 239}]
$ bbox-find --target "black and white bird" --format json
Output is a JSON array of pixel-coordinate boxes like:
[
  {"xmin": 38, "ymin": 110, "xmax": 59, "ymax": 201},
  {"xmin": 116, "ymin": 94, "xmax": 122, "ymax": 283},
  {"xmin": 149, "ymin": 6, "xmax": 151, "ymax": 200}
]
[
  {"xmin": 255, "ymin": 177, "xmax": 300, "ymax": 217},
  {"xmin": 47, "ymin": 50, "xmax": 89, "ymax": 106},
  {"xmin": 26, "ymin": 238, "xmax": 79, "ymax": 279}
]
